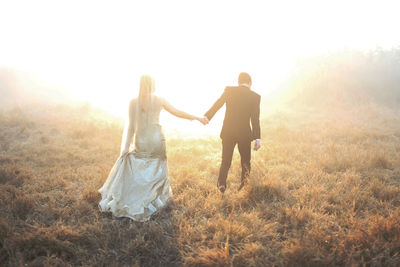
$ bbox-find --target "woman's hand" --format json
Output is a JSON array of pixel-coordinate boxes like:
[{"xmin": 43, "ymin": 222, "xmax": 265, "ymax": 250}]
[{"xmin": 120, "ymin": 148, "xmax": 129, "ymax": 157}]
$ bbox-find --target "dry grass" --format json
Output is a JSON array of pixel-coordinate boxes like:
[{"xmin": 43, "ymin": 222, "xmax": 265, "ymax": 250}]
[{"xmin": 1, "ymin": 103, "xmax": 400, "ymax": 266}]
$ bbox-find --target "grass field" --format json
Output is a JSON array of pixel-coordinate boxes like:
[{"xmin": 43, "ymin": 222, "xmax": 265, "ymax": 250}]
[{"xmin": 1, "ymin": 102, "xmax": 400, "ymax": 266}]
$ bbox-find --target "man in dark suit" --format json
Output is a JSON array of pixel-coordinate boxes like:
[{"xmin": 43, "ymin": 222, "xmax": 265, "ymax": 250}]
[{"xmin": 204, "ymin": 72, "xmax": 261, "ymax": 193}]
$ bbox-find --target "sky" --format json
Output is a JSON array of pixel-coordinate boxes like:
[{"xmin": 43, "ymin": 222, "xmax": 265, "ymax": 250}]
[{"xmin": 1, "ymin": 0, "xmax": 399, "ymax": 125}]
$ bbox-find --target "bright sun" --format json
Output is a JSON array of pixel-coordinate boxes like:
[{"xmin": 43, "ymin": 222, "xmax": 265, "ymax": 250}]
[{"xmin": 1, "ymin": 0, "xmax": 399, "ymax": 131}]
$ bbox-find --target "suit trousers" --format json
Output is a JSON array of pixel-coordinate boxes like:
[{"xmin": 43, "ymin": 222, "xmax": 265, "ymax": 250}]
[{"xmin": 218, "ymin": 138, "xmax": 251, "ymax": 187}]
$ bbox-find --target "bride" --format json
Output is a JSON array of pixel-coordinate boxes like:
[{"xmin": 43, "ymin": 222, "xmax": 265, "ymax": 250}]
[{"xmin": 99, "ymin": 75, "xmax": 207, "ymax": 221}]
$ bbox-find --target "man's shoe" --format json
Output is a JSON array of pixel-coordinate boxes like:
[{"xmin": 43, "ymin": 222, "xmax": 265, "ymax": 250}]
[
  {"xmin": 217, "ymin": 181, "xmax": 226, "ymax": 194},
  {"xmin": 218, "ymin": 185, "xmax": 226, "ymax": 194},
  {"xmin": 238, "ymin": 180, "xmax": 248, "ymax": 191}
]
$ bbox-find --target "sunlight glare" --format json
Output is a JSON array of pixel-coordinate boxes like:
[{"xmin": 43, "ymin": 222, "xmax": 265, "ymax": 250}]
[{"xmin": 1, "ymin": 0, "xmax": 399, "ymax": 134}]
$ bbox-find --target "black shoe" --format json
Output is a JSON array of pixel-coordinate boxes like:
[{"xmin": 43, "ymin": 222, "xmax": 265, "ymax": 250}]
[
  {"xmin": 217, "ymin": 181, "xmax": 226, "ymax": 194},
  {"xmin": 219, "ymin": 185, "xmax": 226, "ymax": 193}
]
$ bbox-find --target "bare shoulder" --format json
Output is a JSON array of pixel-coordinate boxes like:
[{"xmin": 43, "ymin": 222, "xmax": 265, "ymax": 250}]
[
  {"xmin": 155, "ymin": 96, "xmax": 167, "ymax": 106},
  {"xmin": 129, "ymin": 98, "xmax": 137, "ymax": 107}
]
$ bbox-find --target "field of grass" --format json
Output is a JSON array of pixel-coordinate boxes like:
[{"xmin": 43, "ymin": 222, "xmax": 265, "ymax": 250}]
[{"xmin": 1, "ymin": 102, "xmax": 400, "ymax": 266}]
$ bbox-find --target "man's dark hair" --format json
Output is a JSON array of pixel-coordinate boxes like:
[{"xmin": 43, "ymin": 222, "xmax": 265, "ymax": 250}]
[{"xmin": 238, "ymin": 72, "xmax": 252, "ymax": 85}]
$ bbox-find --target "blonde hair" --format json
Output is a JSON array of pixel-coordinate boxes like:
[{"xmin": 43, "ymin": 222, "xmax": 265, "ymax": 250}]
[{"xmin": 138, "ymin": 75, "xmax": 155, "ymax": 113}]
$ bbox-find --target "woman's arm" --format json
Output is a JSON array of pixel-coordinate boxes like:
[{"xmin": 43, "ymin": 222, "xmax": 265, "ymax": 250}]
[
  {"xmin": 120, "ymin": 99, "xmax": 136, "ymax": 156},
  {"xmin": 161, "ymin": 98, "xmax": 207, "ymax": 124}
]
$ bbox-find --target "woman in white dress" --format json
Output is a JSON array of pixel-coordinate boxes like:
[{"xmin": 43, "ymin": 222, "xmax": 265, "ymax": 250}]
[{"xmin": 99, "ymin": 75, "xmax": 206, "ymax": 221}]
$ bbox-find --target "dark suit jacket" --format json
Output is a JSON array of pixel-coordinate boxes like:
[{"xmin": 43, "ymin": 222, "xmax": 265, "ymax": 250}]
[{"xmin": 205, "ymin": 86, "xmax": 261, "ymax": 141}]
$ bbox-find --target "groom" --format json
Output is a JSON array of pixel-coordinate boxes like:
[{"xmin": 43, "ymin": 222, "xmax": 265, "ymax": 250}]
[{"xmin": 204, "ymin": 72, "xmax": 261, "ymax": 193}]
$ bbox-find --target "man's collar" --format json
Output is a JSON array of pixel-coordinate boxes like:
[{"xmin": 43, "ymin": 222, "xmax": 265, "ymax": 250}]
[{"xmin": 239, "ymin": 83, "xmax": 251, "ymax": 89}]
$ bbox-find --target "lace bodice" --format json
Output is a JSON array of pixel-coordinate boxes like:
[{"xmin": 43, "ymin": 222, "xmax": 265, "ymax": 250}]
[{"xmin": 120, "ymin": 95, "xmax": 196, "ymax": 155}]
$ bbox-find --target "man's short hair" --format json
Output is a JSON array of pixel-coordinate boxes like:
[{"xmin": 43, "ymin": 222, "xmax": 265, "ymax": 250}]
[{"xmin": 238, "ymin": 72, "xmax": 252, "ymax": 85}]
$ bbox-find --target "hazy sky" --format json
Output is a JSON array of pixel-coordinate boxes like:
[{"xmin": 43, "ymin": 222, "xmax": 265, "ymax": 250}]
[{"xmin": 1, "ymin": 0, "xmax": 399, "ymax": 117}]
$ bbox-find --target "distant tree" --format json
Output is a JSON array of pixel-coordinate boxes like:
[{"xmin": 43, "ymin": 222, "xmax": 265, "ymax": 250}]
[{"xmin": 281, "ymin": 47, "xmax": 400, "ymax": 108}]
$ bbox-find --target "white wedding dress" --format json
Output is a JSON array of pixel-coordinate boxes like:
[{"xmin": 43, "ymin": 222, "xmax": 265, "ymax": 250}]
[{"xmin": 98, "ymin": 96, "xmax": 172, "ymax": 221}]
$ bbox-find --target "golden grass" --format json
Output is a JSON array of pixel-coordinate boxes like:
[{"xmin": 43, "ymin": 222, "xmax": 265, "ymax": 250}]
[{"xmin": 1, "ymin": 103, "xmax": 400, "ymax": 266}]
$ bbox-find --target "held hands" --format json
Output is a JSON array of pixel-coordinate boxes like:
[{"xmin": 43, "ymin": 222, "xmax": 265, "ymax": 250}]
[
  {"xmin": 253, "ymin": 139, "xmax": 261, "ymax": 151},
  {"xmin": 196, "ymin": 116, "xmax": 209, "ymax": 125}
]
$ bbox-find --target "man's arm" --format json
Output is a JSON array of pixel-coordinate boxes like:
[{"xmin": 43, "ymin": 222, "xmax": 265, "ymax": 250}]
[
  {"xmin": 251, "ymin": 94, "xmax": 261, "ymax": 142},
  {"xmin": 204, "ymin": 87, "xmax": 228, "ymax": 120}
]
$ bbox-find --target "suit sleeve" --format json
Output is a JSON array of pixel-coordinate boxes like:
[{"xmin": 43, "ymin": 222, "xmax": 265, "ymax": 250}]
[
  {"xmin": 204, "ymin": 88, "xmax": 228, "ymax": 120},
  {"xmin": 251, "ymin": 94, "xmax": 261, "ymax": 140}
]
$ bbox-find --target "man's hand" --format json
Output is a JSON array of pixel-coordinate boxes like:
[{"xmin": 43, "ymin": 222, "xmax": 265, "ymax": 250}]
[{"xmin": 253, "ymin": 139, "xmax": 261, "ymax": 151}]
